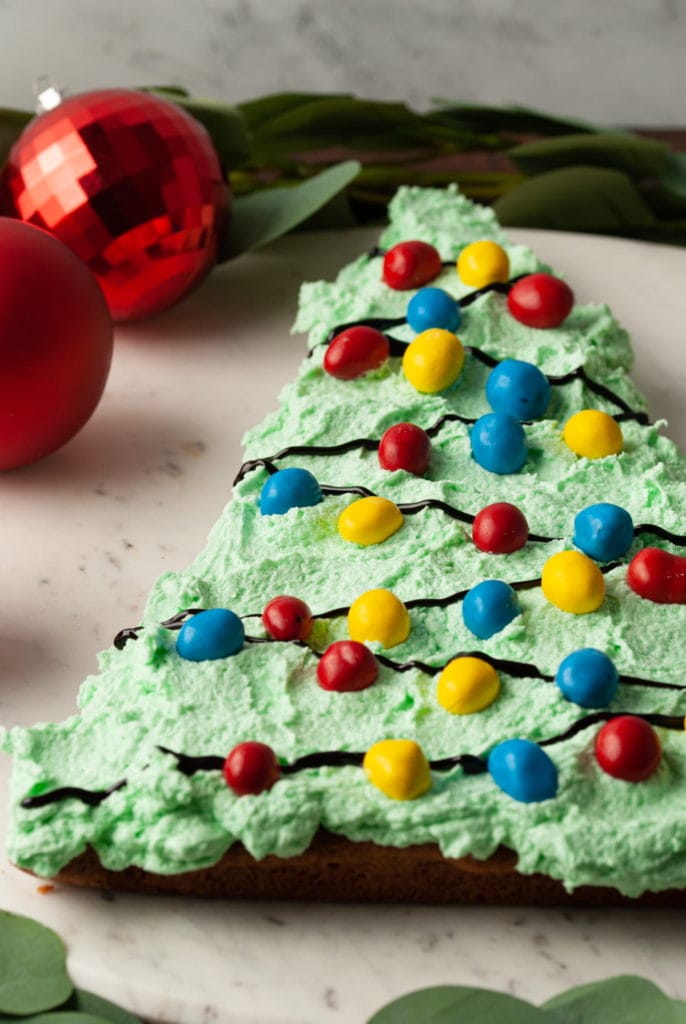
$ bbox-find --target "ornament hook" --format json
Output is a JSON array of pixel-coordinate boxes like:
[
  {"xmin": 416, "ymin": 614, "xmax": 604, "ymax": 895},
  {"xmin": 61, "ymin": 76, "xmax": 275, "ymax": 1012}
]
[{"xmin": 33, "ymin": 77, "xmax": 65, "ymax": 113}]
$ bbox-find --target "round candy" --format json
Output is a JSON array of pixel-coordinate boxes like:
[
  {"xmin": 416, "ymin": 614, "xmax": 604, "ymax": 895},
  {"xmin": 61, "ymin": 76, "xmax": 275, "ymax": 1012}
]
[
  {"xmin": 382, "ymin": 240, "xmax": 442, "ymax": 291},
  {"xmin": 507, "ymin": 273, "xmax": 574, "ymax": 329},
  {"xmin": 363, "ymin": 739, "xmax": 431, "ymax": 800},
  {"xmin": 541, "ymin": 550, "xmax": 605, "ymax": 614},
  {"xmin": 406, "ymin": 287, "xmax": 461, "ymax": 333},
  {"xmin": 462, "ymin": 580, "xmax": 521, "ymax": 640},
  {"xmin": 259, "ymin": 468, "xmax": 322, "ymax": 516},
  {"xmin": 457, "ymin": 240, "xmax": 509, "ymax": 288},
  {"xmin": 627, "ymin": 547, "xmax": 686, "ymax": 604},
  {"xmin": 555, "ymin": 648, "xmax": 619, "ymax": 709},
  {"xmin": 563, "ymin": 410, "xmax": 623, "ymax": 460},
  {"xmin": 472, "ymin": 502, "xmax": 529, "ymax": 554},
  {"xmin": 0, "ymin": 219, "xmax": 113, "ymax": 470},
  {"xmin": 573, "ymin": 503, "xmax": 634, "ymax": 562},
  {"xmin": 176, "ymin": 608, "xmax": 244, "ymax": 661},
  {"xmin": 223, "ymin": 742, "xmax": 281, "ymax": 796},
  {"xmin": 402, "ymin": 328, "xmax": 464, "ymax": 393},
  {"xmin": 470, "ymin": 413, "xmax": 528, "ymax": 475},
  {"xmin": 348, "ymin": 588, "xmax": 410, "ymax": 649},
  {"xmin": 262, "ymin": 595, "xmax": 313, "ymax": 642},
  {"xmin": 317, "ymin": 640, "xmax": 378, "ymax": 692},
  {"xmin": 378, "ymin": 423, "xmax": 431, "ymax": 476},
  {"xmin": 488, "ymin": 739, "xmax": 558, "ymax": 803},
  {"xmin": 436, "ymin": 656, "xmax": 500, "ymax": 715},
  {"xmin": 338, "ymin": 496, "xmax": 403, "ymax": 546},
  {"xmin": 324, "ymin": 326, "xmax": 390, "ymax": 380},
  {"xmin": 485, "ymin": 359, "xmax": 551, "ymax": 421},
  {"xmin": 595, "ymin": 715, "xmax": 662, "ymax": 782}
]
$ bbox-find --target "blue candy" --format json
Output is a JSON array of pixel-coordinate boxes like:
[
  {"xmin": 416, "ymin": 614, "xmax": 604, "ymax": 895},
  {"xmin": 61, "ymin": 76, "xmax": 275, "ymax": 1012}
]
[
  {"xmin": 488, "ymin": 739, "xmax": 558, "ymax": 803},
  {"xmin": 462, "ymin": 579, "xmax": 521, "ymax": 639},
  {"xmin": 259, "ymin": 468, "xmax": 322, "ymax": 516},
  {"xmin": 573, "ymin": 502, "xmax": 634, "ymax": 562},
  {"xmin": 556, "ymin": 648, "xmax": 619, "ymax": 708},
  {"xmin": 485, "ymin": 358, "xmax": 551, "ymax": 421},
  {"xmin": 176, "ymin": 608, "xmax": 245, "ymax": 662},
  {"xmin": 406, "ymin": 287, "xmax": 461, "ymax": 333},
  {"xmin": 470, "ymin": 413, "xmax": 528, "ymax": 474}
]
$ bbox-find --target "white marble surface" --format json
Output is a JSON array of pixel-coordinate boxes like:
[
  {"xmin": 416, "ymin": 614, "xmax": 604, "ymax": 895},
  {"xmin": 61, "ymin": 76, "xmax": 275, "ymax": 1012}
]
[
  {"xmin": 1, "ymin": 228, "xmax": 686, "ymax": 1023},
  {"xmin": 0, "ymin": 0, "xmax": 683, "ymax": 124}
]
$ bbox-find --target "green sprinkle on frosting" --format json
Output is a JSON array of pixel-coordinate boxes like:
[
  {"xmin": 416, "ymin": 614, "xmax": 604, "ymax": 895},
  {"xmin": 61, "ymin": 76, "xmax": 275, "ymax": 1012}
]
[{"xmin": 4, "ymin": 185, "xmax": 686, "ymax": 897}]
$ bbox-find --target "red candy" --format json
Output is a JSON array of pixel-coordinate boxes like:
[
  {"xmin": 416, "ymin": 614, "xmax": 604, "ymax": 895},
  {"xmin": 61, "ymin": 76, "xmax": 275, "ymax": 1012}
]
[
  {"xmin": 595, "ymin": 716, "xmax": 662, "ymax": 782},
  {"xmin": 627, "ymin": 547, "xmax": 686, "ymax": 604},
  {"xmin": 507, "ymin": 273, "xmax": 574, "ymax": 329},
  {"xmin": 378, "ymin": 423, "xmax": 432, "ymax": 475},
  {"xmin": 382, "ymin": 241, "xmax": 442, "ymax": 291},
  {"xmin": 324, "ymin": 326, "xmax": 390, "ymax": 380},
  {"xmin": 472, "ymin": 502, "xmax": 529, "ymax": 554},
  {"xmin": 316, "ymin": 641, "xmax": 379, "ymax": 692},
  {"xmin": 262, "ymin": 595, "xmax": 313, "ymax": 641},
  {"xmin": 223, "ymin": 742, "xmax": 281, "ymax": 796}
]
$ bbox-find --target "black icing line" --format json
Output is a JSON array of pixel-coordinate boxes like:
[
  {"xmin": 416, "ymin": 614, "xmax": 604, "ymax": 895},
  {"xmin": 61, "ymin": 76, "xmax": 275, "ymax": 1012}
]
[{"xmin": 24, "ymin": 710, "xmax": 685, "ymax": 809}]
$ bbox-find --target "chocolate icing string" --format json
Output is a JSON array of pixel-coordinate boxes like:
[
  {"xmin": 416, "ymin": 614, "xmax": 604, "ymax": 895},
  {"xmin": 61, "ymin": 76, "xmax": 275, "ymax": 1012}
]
[{"xmin": 23, "ymin": 709, "xmax": 685, "ymax": 809}]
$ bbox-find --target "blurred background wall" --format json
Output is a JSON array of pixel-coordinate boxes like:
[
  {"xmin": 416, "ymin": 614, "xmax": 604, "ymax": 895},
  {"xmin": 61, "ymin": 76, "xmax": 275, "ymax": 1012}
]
[{"xmin": 0, "ymin": 0, "xmax": 681, "ymax": 123}]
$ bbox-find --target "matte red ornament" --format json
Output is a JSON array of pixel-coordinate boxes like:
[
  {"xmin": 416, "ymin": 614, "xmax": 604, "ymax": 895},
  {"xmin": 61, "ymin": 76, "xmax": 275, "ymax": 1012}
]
[
  {"xmin": 627, "ymin": 547, "xmax": 686, "ymax": 604},
  {"xmin": 0, "ymin": 218, "xmax": 113, "ymax": 470},
  {"xmin": 316, "ymin": 641, "xmax": 379, "ymax": 692},
  {"xmin": 324, "ymin": 326, "xmax": 390, "ymax": 380},
  {"xmin": 0, "ymin": 89, "xmax": 230, "ymax": 322},
  {"xmin": 507, "ymin": 273, "xmax": 574, "ymax": 329},
  {"xmin": 262, "ymin": 595, "xmax": 313, "ymax": 641},
  {"xmin": 595, "ymin": 715, "xmax": 662, "ymax": 782},
  {"xmin": 382, "ymin": 241, "xmax": 442, "ymax": 290},
  {"xmin": 472, "ymin": 502, "xmax": 529, "ymax": 554},
  {"xmin": 223, "ymin": 742, "xmax": 281, "ymax": 796},
  {"xmin": 378, "ymin": 422, "xmax": 431, "ymax": 475}
]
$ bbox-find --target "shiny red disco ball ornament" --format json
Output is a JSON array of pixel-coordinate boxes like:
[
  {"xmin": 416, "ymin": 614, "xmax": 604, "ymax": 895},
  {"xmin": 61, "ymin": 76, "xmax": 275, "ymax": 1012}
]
[
  {"xmin": 0, "ymin": 89, "xmax": 230, "ymax": 322},
  {"xmin": 0, "ymin": 218, "xmax": 113, "ymax": 470}
]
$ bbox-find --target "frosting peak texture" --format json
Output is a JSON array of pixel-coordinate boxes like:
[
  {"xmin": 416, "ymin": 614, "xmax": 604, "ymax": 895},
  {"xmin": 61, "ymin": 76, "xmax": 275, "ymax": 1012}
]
[{"xmin": 4, "ymin": 185, "xmax": 686, "ymax": 896}]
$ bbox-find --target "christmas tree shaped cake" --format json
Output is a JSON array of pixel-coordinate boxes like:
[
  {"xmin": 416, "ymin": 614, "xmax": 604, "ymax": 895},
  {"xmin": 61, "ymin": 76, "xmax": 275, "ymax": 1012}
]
[{"xmin": 4, "ymin": 185, "xmax": 686, "ymax": 901}]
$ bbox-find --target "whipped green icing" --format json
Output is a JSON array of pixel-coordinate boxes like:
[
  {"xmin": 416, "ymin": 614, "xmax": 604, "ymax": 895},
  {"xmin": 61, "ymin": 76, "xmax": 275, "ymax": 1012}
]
[{"xmin": 5, "ymin": 185, "xmax": 686, "ymax": 896}]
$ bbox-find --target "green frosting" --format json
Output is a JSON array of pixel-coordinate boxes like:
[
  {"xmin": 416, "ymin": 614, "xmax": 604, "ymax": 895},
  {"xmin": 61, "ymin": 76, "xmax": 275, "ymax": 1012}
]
[{"xmin": 4, "ymin": 185, "xmax": 686, "ymax": 896}]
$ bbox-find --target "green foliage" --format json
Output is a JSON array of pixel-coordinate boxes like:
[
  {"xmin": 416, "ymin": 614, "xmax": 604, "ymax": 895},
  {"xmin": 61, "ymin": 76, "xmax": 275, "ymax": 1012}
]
[
  {"xmin": 0, "ymin": 106, "xmax": 31, "ymax": 164},
  {"xmin": 509, "ymin": 132, "xmax": 668, "ymax": 179},
  {"xmin": 367, "ymin": 985, "xmax": 548, "ymax": 1023},
  {"xmin": 542, "ymin": 975, "xmax": 686, "ymax": 1024},
  {"xmin": 0, "ymin": 911, "xmax": 72, "ymax": 1015}
]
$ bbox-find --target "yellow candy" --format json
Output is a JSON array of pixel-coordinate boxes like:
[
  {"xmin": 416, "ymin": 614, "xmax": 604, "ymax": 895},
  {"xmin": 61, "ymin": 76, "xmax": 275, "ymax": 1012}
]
[
  {"xmin": 348, "ymin": 588, "xmax": 410, "ymax": 649},
  {"xmin": 402, "ymin": 328, "xmax": 464, "ymax": 394},
  {"xmin": 563, "ymin": 410, "xmax": 623, "ymax": 459},
  {"xmin": 541, "ymin": 550, "xmax": 605, "ymax": 614},
  {"xmin": 436, "ymin": 656, "xmax": 500, "ymax": 715},
  {"xmin": 457, "ymin": 240, "xmax": 510, "ymax": 288},
  {"xmin": 363, "ymin": 739, "xmax": 431, "ymax": 800},
  {"xmin": 338, "ymin": 496, "xmax": 403, "ymax": 546}
]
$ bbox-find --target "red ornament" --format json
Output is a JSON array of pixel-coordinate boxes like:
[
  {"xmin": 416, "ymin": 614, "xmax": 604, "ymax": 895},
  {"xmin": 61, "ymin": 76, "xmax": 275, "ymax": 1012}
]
[
  {"xmin": 324, "ymin": 326, "xmax": 389, "ymax": 380},
  {"xmin": 316, "ymin": 641, "xmax": 378, "ymax": 692},
  {"xmin": 595, "ymin": 716, "xmax": 662, "ymax": 782},
  {"xmin": 0, "ymin": 89, "xmax": 230, "ymax": 322},
  {"xmin": 378, "ymin": 422, "xmax": 431, "ymax": 475},
  {"xmin": 382, "ymin": 241, "xmax": 442, "ymax": 290},
  {"xmin": 472, "ymin": 502, "xmax": 529, "ymax": 554},
  {"xmin": 507, "ymin": 273, "xmax": 574, "ymax": 329},
  {"xmin": 223, "ymin": 742, "xmax": 281, "ymax": 796},
  {"xmin": 0, "ymin": 218, "xmax": 112, "ymax": 470},
  {"xmin": 262, "ymin": 595, "xmax": 313, "ymax": 641},
  {"xmin": 627, "ymin": 547, "xmax": 686, "ymax": 604}
]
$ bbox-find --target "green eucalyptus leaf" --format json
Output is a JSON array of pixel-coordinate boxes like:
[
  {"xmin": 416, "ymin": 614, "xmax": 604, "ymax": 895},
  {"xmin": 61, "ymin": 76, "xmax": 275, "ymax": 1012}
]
[
  {"xmin": 431, "ymin": 103, "xmax": 597, "ymax": 137},
  {"xmin": 542, "ymin": 975, "xmax": 684, "ymax": 1024},
  {"xmin": 62, "ymin": 989, "xmax": 141, "ymax": 1024},
  {"xmin": 238, "ymin": 92, "xmax": 346, "ymax": 132},
  {"xmin": 0, "ymin": 911, "xmax": 72, "ymax": 1015},
  {"xmin": 0, "ymin": 106, "xmax": 32, "ymax": 163},
  {"xmin": 0, "ymin": 1013, "xmax": 111, "ymax": 1024},
  {"xmin": 223, "ymin": 159, "xmax": 360, "ymax": 258},
  {"xmin": 367, "ymin": 985, "xmax": 547, "ymax": 1024},
  {"xmin": 509, "ymin": 132, "xmax": 668, "ymax": 179},
  {"xmin": 495, "ymin": 166, "xmax": 656, "ymax": 234},
  {"xmin": 662, "ymin": 152, "xmax": 686, "ymax": 197},
  {"xmin": 149, "ymin": 91, "xmax": 249, "ymax": 167}
]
